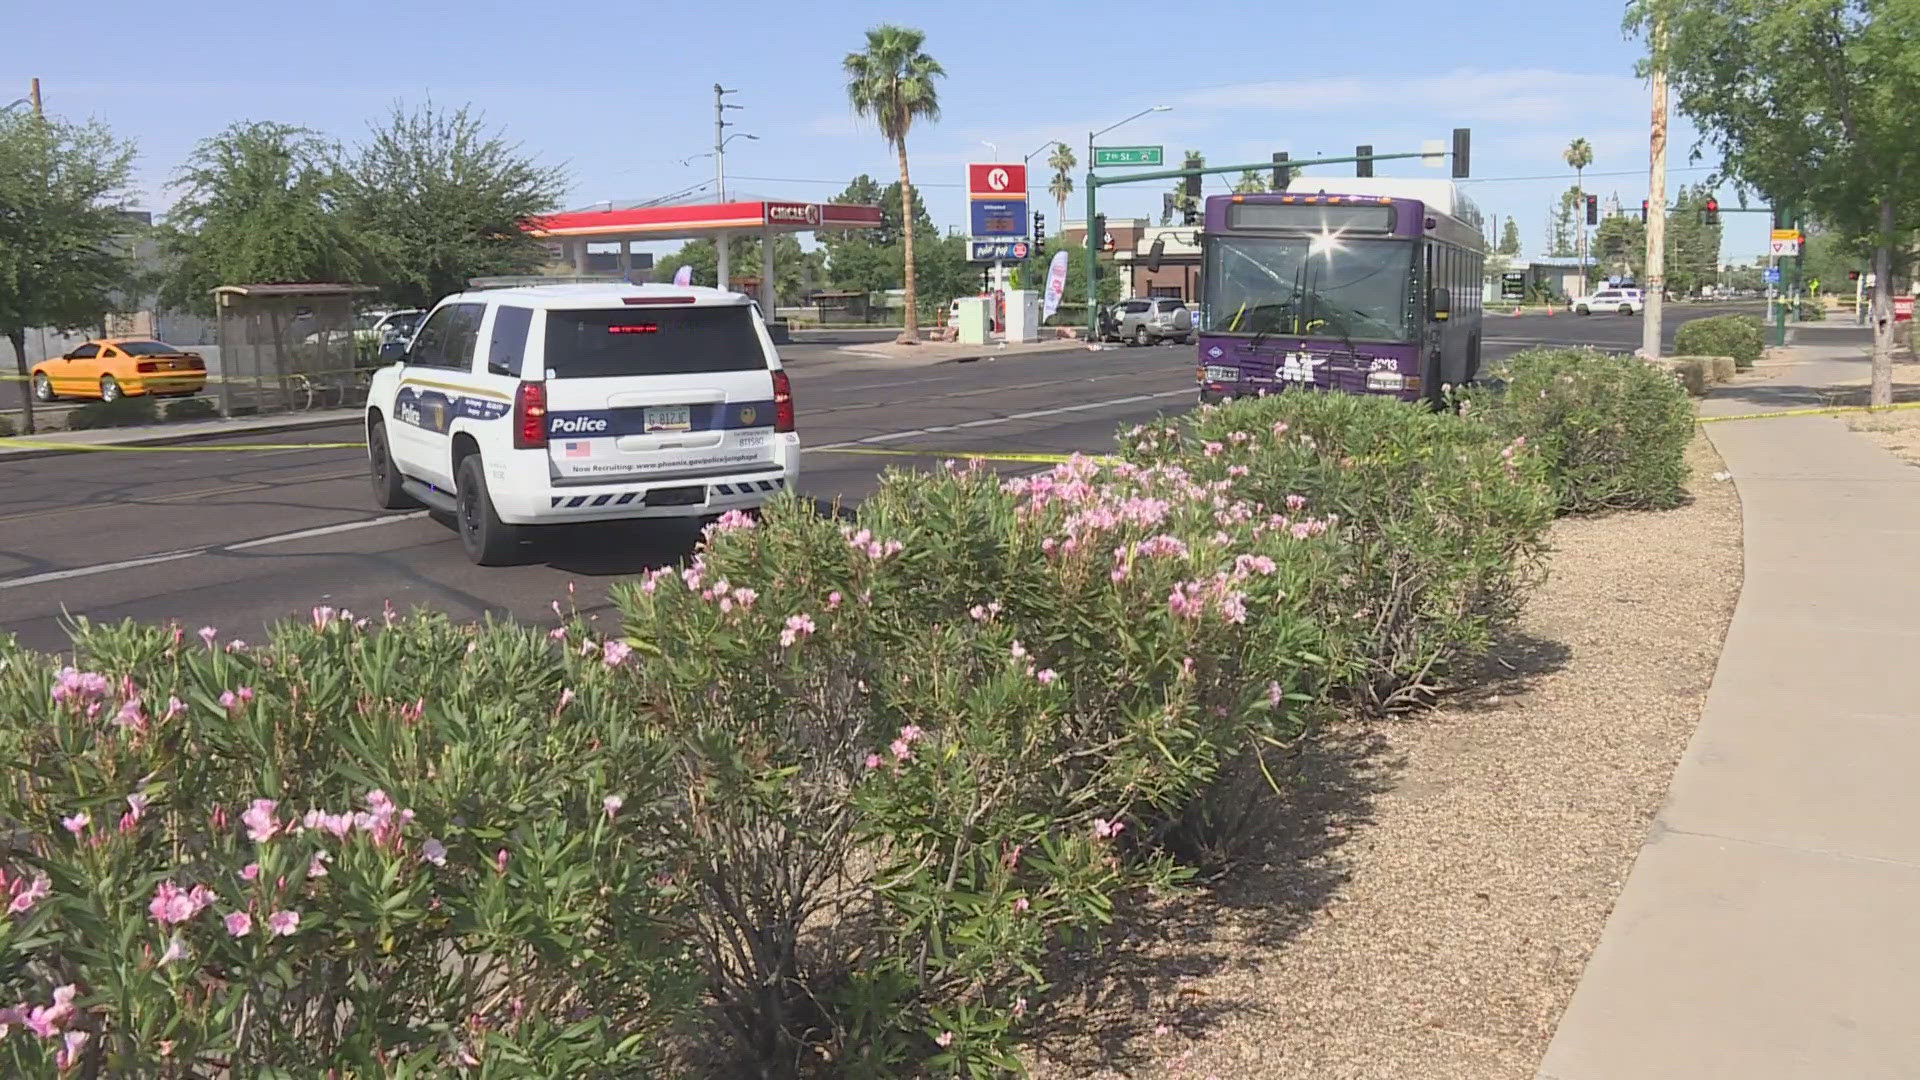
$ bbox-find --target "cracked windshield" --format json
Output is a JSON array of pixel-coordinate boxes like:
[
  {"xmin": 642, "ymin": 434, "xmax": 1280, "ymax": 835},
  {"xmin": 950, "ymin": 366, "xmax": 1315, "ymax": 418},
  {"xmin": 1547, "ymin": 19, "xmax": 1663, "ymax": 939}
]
[{"xmin": 1204, "ymin": 236, "xmax": 1414, "ymax": 342}]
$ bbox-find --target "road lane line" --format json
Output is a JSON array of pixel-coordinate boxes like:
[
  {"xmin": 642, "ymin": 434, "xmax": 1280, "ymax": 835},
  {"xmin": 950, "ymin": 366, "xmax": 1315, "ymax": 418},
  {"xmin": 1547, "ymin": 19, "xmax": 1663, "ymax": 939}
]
[
  {"xmin": 0, "ymin": 439, "xmax": 366, "ymax": 453},
  {"xmin": 810, "ymin": 387, "xmax": 1190, "ymax": 450},
  {"xmin": 0, "ymin": 512, "xmax": 430, "ymax": 592}
]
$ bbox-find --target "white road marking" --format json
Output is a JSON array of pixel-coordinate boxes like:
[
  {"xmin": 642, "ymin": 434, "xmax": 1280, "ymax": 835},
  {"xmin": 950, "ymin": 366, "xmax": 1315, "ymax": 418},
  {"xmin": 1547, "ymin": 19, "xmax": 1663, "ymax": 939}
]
[
  {"xmin": 808, "ymin": 388, "xmax": 1190, "ymax": 451},
  {"xmin": 0, "ymin": 512, "xmax": 429, "ymax": 592}
]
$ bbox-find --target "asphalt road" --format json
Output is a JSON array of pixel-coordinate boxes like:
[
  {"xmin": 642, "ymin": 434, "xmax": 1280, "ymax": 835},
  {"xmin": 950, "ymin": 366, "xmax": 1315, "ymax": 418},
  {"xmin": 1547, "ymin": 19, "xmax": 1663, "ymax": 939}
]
[{"xmin": 0, "ymin": 308, "xmax": 1767, "ymax": 652}]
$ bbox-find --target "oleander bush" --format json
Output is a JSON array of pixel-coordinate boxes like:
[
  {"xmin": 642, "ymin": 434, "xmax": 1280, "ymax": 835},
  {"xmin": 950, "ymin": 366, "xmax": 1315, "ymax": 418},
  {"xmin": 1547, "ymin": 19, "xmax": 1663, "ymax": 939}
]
[
  {"xmin": 1466, "ymin": 347, "xmax": 1697, "ymax": 514},
  {"xmin": 1120, "ymin": 391, "xmax": 1556, "ymax": 711},
  {"xmin": 162, "ymin": 396, "xmax": 219, "ymax": 422},
  {"xmin": 1674, "ymin": 313, "xmax": 1766, "ymax": 368}
]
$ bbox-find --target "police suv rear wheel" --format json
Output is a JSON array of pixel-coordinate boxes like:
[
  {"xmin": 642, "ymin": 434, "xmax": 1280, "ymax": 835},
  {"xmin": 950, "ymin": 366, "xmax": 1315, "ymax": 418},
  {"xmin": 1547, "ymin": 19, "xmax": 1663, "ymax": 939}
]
[{"xmin": 456, "ymin": 455, "xmax": 519, "ymax": 566}]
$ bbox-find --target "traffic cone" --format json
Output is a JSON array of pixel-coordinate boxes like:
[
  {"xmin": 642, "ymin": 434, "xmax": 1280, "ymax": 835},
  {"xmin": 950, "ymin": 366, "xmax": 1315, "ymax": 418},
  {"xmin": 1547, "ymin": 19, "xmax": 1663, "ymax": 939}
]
[
  {"xmin": 1546, "ymin": 302, "xmax": 1556, "ymax": 317},
  {"xmin": 1511, "ymin": 305, "xmax": 1521, "ymax": 317}
]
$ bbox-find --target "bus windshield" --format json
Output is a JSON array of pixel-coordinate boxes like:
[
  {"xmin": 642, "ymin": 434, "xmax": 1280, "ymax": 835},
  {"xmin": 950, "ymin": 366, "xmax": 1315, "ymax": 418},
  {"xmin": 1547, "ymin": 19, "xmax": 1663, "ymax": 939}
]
[{"xmin": 1204, "ymin": 235, "xmax": 1416, "ymax": 343}]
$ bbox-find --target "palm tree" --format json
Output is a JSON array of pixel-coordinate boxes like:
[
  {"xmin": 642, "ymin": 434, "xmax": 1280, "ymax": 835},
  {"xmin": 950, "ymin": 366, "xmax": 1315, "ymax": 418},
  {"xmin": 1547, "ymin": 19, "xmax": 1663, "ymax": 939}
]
[
  {"xmin": 1046, "ymin": 142, "xmax": 1076, "ymax": 224},
  {"xmin": 1232, "ymin": 169, "xmax": 1265, "ymax": 194},
  {"xmin": 1564, "ymin": 137, "xmax": 1594, "ymax": 277},
  {"xmin": 844, "ymin": 25, "xmax": 945, "ymax": 344}
]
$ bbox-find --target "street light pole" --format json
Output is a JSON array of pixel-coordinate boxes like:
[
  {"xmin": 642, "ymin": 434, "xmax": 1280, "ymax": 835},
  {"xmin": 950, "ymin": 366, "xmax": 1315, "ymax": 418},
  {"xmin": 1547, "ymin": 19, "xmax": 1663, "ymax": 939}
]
[
  {"xmin": 1084, "ymin": 106, "xmax": 1172, "ymax": 337},
  {"xmin": 1643, "ymin": 17, "xmax": 1668, "ymax": 360},
  {"xmin": 714, "ymin": 83, "xmax": 743, "ymax": 291}
]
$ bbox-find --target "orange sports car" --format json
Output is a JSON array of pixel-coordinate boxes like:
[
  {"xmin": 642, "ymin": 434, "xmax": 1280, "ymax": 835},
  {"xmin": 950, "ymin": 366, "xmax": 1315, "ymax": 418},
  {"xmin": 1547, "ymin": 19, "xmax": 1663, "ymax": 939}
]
[{"xmin": 31, "ymin": 338, "xmax": 208, "ymax": 402}]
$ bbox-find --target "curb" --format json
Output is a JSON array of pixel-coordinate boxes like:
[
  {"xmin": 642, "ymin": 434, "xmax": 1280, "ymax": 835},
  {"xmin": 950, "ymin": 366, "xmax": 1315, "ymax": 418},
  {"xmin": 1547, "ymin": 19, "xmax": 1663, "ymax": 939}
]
[
  {"xmin": 0, "ymin": 413, "xmax": 364, "ymax": 463},
  {"xmin": 937, "ymin": 342, "xmax": 1100, "ymax": 365}
]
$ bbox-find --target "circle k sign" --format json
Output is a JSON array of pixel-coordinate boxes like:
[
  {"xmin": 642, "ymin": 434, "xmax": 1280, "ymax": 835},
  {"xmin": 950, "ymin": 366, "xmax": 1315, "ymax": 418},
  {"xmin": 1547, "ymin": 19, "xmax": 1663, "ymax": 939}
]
[{"xmin": 967, "ymin": 163, "xmax": 1028, "ymax": 198}]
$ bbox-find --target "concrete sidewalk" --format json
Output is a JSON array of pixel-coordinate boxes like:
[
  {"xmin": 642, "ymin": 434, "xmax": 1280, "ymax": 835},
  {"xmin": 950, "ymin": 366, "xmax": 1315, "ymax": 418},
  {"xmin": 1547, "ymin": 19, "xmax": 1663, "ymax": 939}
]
[{"xmin": 1539, "ymin": 347, "xmax": 1920, "ymax": 1079}]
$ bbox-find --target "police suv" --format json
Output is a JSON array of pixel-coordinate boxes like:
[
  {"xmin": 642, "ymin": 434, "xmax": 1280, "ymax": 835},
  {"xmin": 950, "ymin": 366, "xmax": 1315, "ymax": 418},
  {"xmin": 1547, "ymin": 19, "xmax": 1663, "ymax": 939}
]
[{"xmin": 364, "ymin": 283, "xmax": 799, "ymax": 564}]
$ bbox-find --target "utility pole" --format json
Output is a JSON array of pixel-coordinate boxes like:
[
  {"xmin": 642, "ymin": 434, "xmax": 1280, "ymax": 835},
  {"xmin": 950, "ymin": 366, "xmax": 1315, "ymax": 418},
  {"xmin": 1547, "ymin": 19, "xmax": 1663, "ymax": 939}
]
[
  {"xmin": 714, "ymin": 83, "xmax": 740, "ymax": 292},
  {"xmin": 30, "ymin": 76, "xmax": 42, "ymax": 117},
  {"xmin": 1643, "ymin": 19, "xmax": 1668, "ymax": 360}
]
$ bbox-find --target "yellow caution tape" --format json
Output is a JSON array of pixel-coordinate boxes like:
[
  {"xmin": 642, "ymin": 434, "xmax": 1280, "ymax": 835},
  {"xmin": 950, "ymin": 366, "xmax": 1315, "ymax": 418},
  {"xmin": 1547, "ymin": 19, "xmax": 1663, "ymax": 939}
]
[{"xmin": 0, "ymin": 438, "xmax": 366, "ymax": 453}]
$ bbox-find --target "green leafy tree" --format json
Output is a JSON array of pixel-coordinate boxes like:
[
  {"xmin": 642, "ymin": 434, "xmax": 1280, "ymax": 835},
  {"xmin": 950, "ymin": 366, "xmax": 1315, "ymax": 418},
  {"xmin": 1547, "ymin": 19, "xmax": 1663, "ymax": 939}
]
[
  {"xmin": 1665, "ymin": 185, "xmax": 1724, "ymax": 296},
  {"xmin": 1046, "ymin": 142, "xmax": 1076, "ymax": 222},
  {"xmin": 1551, "ymin": 187, "xmax": 1582, "ymax": 257},
  {"xmin": 877, "ymin": 180, "xmax": 936, "ymax": 249},
  {"xmin": 655, "ymin": 234, "xmax": 810, "ymax": 303},
  {"xmin": 819, "ymin": 174, "xmax": 897, "ymax": 299},
  {"xmin": 1594, "ymin": 213, "xmax": 1648, "ymax": 280},
  {"xmin": 340, "ymin": 101, "xmax": 567, "ymax": 308},
  {"xmin": 158, "ymin": 122, "xmax": 371, "ymax": 315},
  {"xmin": 0, "ymin": 111, "xmax": 137, "ymax": 434},
  {"xmin": 1499, "ymin": 217, "xmax": 1522, "ymax": 256},
  {"xmin": 1628, "ymin": 0, "xmax": 1920, "ymax": 406},
  {"xmin": 1799, "ymin": 222, "xmax": 1866, "ymax": 295},
  {"xmin": 1232, "ymin": 169, "xmax": 1266, "ymax": 195},
  {"xmin": 844, "ymin": 24, "xmax": 945, "ymax": 344}
]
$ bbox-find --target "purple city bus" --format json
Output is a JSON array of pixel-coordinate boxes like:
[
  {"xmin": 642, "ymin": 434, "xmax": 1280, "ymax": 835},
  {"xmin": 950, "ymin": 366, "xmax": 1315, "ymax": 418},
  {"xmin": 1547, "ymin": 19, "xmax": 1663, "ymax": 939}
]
[{"xmin": 1193, "ymin": 179, "xmax": 1486, "ymax": 405}]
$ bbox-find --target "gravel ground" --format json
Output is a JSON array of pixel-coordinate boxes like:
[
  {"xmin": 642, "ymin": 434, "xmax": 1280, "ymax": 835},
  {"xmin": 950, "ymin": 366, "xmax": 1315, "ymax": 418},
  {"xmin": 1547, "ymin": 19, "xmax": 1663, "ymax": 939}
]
[
  {"xmin": 1842, "ymin": 359, "xmax": 1920, "ymax": 466},
  {"xmin": 1026, "ymin": 433, "xmax": 1744, "ymax": 1080}
]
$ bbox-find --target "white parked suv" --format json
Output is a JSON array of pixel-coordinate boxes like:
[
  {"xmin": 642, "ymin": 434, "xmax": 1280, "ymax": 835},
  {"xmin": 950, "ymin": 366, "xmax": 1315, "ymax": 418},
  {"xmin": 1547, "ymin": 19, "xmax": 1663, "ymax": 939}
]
[
  {"xmin": 1573, "ymin": 288, "xmax": 1645, "ymax": 315},
  {"xmin": 364, "ymin": 283, "xmax": 800, "ymax": 564}
]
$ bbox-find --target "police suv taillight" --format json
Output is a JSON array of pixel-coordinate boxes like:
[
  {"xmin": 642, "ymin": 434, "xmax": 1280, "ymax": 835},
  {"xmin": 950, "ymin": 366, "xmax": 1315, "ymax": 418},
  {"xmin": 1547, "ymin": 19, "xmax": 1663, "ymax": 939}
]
[
  {"xmin": 514, "ymin": 381, "xmax": 547, "ymax": 449},
  {"xmin": 772, "ymin": 370, "xmax": 795, "ymax": 433}
]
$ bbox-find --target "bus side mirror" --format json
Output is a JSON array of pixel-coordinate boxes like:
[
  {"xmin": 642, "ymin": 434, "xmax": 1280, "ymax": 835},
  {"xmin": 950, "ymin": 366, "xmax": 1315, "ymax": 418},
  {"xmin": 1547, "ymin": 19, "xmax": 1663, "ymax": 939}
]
[{"xmin": 1430, "ymin": 287, "xmax": 1451, "ymax": 321}]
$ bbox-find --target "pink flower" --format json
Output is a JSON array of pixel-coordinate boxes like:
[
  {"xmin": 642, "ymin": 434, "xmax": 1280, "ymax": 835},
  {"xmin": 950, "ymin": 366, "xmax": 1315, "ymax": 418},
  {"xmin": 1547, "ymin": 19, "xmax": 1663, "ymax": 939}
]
[
  {"xmin": 1035, "ymin": 668, "xmax": 1058, "ymax": 685},
  {"xmin": 422, "ymin": 838, "xmax": 448, "ymax": 867},
  {"xmin": 198, "ymin": 626, "xmax": 218, "ymax": 648},
  {"xmin": 225, "ymin": 911, "xmax": 253, "ymax": 937},
  {"xmin": 709, "ymin": 508, "xmax": 757, "ymax": 532},
  {"xmin": 311, "ymin": 605, "xmax": 336, "ymax": 631},
  {"xmin": 1228, "ymin": 465, "xmax": 1250, "ymax": 477},
  {"xmin": 218, "ymin": 691, "xmax": 238, "ymax": 713},
  {"xmin": 6, "ymin": 873, "xmax": 50, "ymax": 915},
  {"xmin": 731, "ymin": 587, "xmax": 758, "ymax": 609},
  {"xmin": 889, "ymin": 738, "xmax": 912, "ymax": 762},
  {"xmin": 935, "ymin": 1031, "xmax": 955, "ymax": 1048},
  {"xmin": 603, "ymin": 794, "xmax": 623, "ymax": 819},
  {"xmin": 1285, "ymin": 494, "xmax": 1307, "ymax": 511},
  {"xmin": 126, "ymin": 793, "xmax": 149, "ymax": 821},
  {"xmin": 1093, "ymin": 818, "xmax": 1126, "ymax": 839},
  {"xmin": 1203, "ymin": 441, "xmax": 1224, "ymax": 456},
  {"xmin": 1010, "ymin": 641, "xmax": 1027, "ymax": 660},
  {"xmin": 1013, "ymin": 897, "xmax": 1030, "ymax": 912},
  {"xmin": 779, "ymin": 613, "xmax": 816, "ymax": 648},
  {"xmin": 495, "ymin": 848, "xmax": 510, "ymax": 875},
  {"xmin": 899, "ymin": 724, "xmax": 925, "ymax": 743},
  {"xmin": 557, "ymin": 687, "xmax": 576, "ymax": 711},
  {"xmin": 240, "ymin": 862, "xmax": 261, "ymax": 882},
  {"xmin": 159, "ymin": 933, "xmax": 189, "ymax": 965},
  {"xmin": 1269, "ymin": 681, "xmax": 1284, "ymax": 707},
  {"xmin": 148, "ymin": 881, "xmax": 197, "ymax": 926},
  {"xmin": 266, "ymin": 909, "xmax": 301, "ymax": 937},
  {"xmin": 827, "ymin": 591, "xmax": 843, "ymax": 610},
  {"xmin": 308, "ymin": 852, "xmax": 331, "ymax": 878},
  {"xmin": 113, "ymin": 698, "xmax": 147, "ymax": 732},
  {"xmin": 1013, "ymin": 996, "xmax": 1028, "ymax": 1019},
  {"xmin": 602, "ymin": 640, "xmax": 632, "ymax": 667},
  {"xmin": 57, "ymin": 1029, "xmax": 89, "ymax": 1071},
  {"xmin": 864, "ymin": 753, "xmax": 882, "ymax": 770},
  {"xmin": 242, "ymin": 799, "xmax": 280, "ymax": 843},
  {"xmin": 61, "ymin": 812, "xmax": 89, "ymax": 836},
  {"xmin": 549, "ymin": 626, "xmax": 567, "ymax": 642}
]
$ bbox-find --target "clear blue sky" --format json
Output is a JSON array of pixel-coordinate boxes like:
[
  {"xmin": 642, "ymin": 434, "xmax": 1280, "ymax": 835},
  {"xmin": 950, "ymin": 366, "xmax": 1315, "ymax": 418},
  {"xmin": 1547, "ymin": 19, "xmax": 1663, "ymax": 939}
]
[{"xmin": 4, "ymin": 0, "xmax": 1773, "ymax": 263}]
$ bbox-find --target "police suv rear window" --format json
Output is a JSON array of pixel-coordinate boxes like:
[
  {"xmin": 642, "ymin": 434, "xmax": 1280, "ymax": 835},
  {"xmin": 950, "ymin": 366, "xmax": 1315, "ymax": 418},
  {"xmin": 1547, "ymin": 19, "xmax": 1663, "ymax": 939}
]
[{"xmin": 544, "ymin": 306, "xmax": 766, "ymax": 378}]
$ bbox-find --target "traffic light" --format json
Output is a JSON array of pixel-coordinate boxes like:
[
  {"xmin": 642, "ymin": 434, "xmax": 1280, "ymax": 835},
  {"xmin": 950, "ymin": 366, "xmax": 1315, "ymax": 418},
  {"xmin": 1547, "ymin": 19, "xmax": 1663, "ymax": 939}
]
[
  {"xmin": 1704, "ymin": 198, "xmax": 1720, "ymax": 226},
  {"xmin": 1640, "ymin": 199, "xmax": 1649, "ymax": 223},
  {"xmin": 1032, "ymin": 211, "xmax": 1045, "ymax": 249},
  {"xmin": 1356, "ymin": 145, "xmax": 1374, "ymax": 178},
  {"xmin": 1451, "ymin": 127, "xmax": 1470, "ymax": 178},
  {"xmin": 1272, "ymin": 151, "xmax": 1290, "ymax": 191},
  {"xmin": 1092, "ymin": 213, "xmax": 1107, "ymax": 251},
  {"xmin": 1585, "ymin": 194, "xmax": 1598, "ymax": 225}
]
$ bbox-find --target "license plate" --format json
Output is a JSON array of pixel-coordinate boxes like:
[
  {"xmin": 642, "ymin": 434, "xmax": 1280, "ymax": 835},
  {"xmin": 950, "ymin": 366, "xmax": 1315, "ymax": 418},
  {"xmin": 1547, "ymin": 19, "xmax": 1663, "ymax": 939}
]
[
  {"xmin": 642, "ymin": 405, "xmax": 691, "ymax": 433},
  {"xmin": 1204, "ymin": 365, "xmax": 1237, "ymax": 381}
]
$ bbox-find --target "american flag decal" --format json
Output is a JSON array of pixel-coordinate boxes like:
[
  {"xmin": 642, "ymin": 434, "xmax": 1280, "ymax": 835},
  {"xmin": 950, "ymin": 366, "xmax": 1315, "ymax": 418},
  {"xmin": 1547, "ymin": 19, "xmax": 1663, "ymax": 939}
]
[{"xmin": 564, "ymin": 441, "xmax": 592, "ymax": 459}]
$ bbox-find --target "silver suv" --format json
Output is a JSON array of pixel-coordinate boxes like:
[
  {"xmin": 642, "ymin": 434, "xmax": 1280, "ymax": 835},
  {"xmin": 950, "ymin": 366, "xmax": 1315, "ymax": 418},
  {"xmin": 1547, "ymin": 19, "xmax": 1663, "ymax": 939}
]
[{"xmin": 1108, "ymin": 298, "xmax": 1193, "ymax": 346}]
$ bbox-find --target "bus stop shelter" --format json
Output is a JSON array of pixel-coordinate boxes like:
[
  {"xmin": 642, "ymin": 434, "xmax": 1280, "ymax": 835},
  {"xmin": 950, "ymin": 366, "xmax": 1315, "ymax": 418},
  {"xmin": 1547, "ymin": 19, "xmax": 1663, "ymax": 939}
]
[{"xmin": 525, "ymin": 200, "xmax": 883, "ymax": 319}]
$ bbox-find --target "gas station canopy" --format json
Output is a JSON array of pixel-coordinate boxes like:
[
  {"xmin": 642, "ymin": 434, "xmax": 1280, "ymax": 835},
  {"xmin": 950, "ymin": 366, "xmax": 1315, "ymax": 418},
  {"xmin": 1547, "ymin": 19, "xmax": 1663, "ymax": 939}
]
[{"xmin": 525, "ymin": 200, "xmax": 883, "ymax": 319}]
